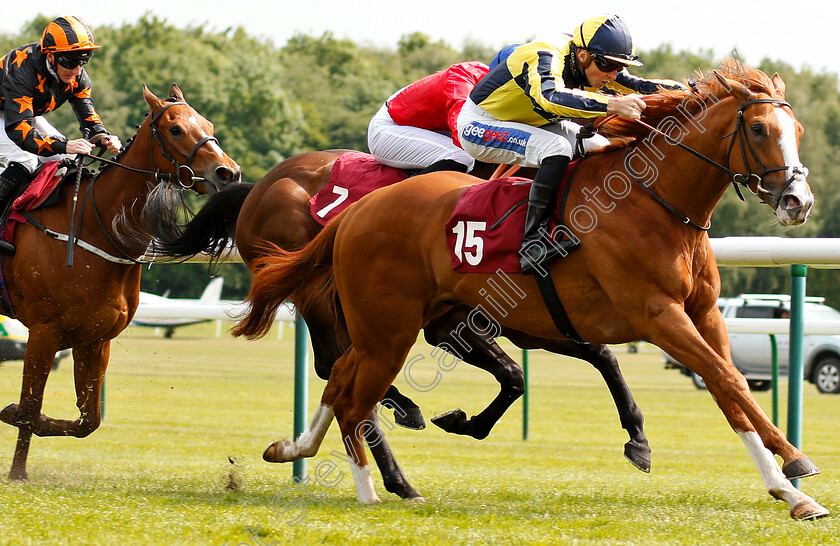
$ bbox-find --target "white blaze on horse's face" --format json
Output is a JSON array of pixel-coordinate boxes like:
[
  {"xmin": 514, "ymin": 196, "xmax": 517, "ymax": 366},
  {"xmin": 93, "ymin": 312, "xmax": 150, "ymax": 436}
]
[
  {"xmin": 187, "ymin": 115, "xmax": 224, "ymax": 157},
  {"xmin": 773, "ymin": 107, "xmax": 813, "ymax": 226}
]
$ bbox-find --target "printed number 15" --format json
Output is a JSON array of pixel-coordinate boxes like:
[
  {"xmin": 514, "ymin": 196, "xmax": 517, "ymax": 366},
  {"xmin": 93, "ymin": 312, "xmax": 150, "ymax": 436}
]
[{"xmin": 452, "ymin": 220, "xmax": 486, "ymax": 266}]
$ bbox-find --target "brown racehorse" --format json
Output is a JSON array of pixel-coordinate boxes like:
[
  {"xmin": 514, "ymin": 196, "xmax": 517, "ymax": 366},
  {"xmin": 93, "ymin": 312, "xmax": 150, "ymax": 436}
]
[
  {"xmin": 0, "ymin": 84, "xmax": 240, "ymax": 481},
  {"xmin": 233, "ymin": 63, "xmax": 830, "ymax": 519},
  {"xmin": 142, "ymin": 151, "xmax": 651, "ymax": 500}
]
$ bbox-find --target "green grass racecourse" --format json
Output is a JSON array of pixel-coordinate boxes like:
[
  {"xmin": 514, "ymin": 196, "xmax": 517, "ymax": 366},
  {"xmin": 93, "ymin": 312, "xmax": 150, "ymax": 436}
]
[{"xmin": 1, "ymin": 323, "xmax": 838, "ymax": 545}]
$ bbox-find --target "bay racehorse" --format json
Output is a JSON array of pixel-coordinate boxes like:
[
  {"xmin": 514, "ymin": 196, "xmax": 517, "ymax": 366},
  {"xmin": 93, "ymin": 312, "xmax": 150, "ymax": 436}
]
[
  {"xmin": 232, "ymin": 63, "xmax": 829, "ymax": 519},
  {"xmin": 140, "ymin": 152, "xmax": 650, "ymax": 500},
  {"xmin": 0, "ymin": 84, "xmax": 240, "ymax": 480}
]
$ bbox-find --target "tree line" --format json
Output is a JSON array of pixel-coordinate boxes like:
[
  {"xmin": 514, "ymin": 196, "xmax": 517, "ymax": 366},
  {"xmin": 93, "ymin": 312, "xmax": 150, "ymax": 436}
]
[{"xmin": 2, "ymin": 14, "xmax": 839, "ymax": 306}]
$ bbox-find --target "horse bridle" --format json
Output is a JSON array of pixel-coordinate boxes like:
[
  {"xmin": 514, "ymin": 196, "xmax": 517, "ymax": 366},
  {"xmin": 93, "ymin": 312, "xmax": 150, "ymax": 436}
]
[
  {"xmin": 624, "ymin": 96, "xmax": 805, "ymax": 229},
  {"xmin": 61, "ymin": 99, "xmax": 221, "ymax": 264},
  {"xmin": 148, "ymin": 100, "xmax": 220, "ymax": 190},
  {"xmin": 724, "ymin": 98, "xmax": 806, "ymax": 204},
  {"xmin": 86, "ymin": 99, "xmax": 220, "ymax": 190}
]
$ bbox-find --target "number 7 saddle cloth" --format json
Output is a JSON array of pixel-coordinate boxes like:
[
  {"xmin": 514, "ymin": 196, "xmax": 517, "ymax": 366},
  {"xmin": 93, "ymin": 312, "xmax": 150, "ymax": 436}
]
[{"xmin": 309, "ymin": 151, "xmax": 408, "ymax": 226}]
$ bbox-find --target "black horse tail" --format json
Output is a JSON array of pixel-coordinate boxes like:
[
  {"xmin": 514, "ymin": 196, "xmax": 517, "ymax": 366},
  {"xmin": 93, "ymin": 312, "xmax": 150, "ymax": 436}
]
[
  {"xmin": 232, "ymin": 210, "xmax": 342, "ymax": 340},
  {"xmin": 149, "ymin": 182, "xmax": 254, "ymax": 261}
]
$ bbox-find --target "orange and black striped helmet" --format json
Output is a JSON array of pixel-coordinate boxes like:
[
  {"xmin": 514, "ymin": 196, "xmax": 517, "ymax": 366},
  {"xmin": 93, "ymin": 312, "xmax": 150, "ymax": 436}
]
[{"xmin": 40, "ymin": 16, "xmax": 101, "ymax": 53}]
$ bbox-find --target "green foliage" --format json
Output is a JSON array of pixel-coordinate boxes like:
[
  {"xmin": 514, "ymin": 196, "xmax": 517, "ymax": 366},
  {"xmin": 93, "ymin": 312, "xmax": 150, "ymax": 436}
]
[{"xmin": 3, "ymin": 16, "xmax": 839, "ymax": 302}]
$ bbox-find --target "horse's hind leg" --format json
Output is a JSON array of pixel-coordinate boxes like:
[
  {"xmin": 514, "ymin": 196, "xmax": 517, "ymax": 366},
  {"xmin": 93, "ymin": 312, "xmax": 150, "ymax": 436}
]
[
  {"xmin": 425, "ymin": 307, "xmax": 525, "ymax": 440},
  {"xmin": 304, "ymin": 302, "xmax": 425, "ymax": 430},
  {"xmin": 324, "ymin": 332, "xmax": 420, "ymax": 503}
]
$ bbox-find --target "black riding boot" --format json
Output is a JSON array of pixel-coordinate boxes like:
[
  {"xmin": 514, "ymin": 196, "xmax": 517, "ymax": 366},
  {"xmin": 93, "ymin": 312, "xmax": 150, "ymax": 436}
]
[
  {"xmin": 417, "ymin": 159, "xmax": 469, "ymax": 175},
  {"xmin": 0, "ymin": 162, "xmax": 31, "ymax": 255},
  {"xmin": 519, "ymin": 155, "xmax": 570, "ymax": 275}
]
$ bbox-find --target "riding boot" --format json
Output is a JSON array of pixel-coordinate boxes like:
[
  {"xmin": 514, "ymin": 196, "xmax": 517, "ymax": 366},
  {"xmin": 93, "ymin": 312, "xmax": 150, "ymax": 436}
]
[
  {"xmin": 417, "ymin": 159, "xmax": 469, "ymax": 175},
  {"xmin": 519, "ymin": 155, "xmax": 570, "ymax": 275},
  {"xmin": 0, "ymin": 162, "xmax": 31, "ymax": 255}
]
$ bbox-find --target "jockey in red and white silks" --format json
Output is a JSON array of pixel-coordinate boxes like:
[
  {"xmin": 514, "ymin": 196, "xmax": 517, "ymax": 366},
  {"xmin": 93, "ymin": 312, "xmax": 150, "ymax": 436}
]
[{"xmin": 368, "ymin": 61, "xmax": 489, "ymax": 174}]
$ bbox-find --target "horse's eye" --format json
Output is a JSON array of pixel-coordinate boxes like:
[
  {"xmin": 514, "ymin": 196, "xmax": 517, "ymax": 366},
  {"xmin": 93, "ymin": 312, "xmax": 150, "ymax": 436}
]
[
  {"xmin": 169, "ymin": 125, "xmax": 183, "ymax": 137},
  {"xmin": 751, "ymin": 124, "xmax": 765, "ymax": 137}
]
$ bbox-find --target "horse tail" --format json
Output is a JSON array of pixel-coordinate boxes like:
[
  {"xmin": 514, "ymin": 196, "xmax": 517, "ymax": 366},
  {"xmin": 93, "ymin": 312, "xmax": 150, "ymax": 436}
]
[
  {"xmin": 231, "ymin": 212, "xmax": 342, "ymax": 340},
  {"xmin": 151, "ymin": 182, "xmax": 254, "ymax": 261}
]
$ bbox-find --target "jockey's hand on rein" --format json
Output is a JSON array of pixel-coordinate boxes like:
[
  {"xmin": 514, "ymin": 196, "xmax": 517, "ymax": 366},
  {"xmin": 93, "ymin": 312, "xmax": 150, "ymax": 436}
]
[
  {"xmin": 607, "ymin": 94, "xmax": 646, "ymax": 120},
  {"xmin": 66, "ymin": 138, "xmax": 94, "ymax": 155}
]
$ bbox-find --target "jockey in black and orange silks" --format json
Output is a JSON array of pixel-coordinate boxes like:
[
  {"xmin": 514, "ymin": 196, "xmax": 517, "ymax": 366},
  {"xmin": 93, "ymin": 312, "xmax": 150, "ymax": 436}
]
[
  {"xmin": 0, "ymin": 16, "xmax": 121, "ymax": 254},
  {"xmin": 458, "ymin": 14, "xmax": 684, "ymax": 274}
]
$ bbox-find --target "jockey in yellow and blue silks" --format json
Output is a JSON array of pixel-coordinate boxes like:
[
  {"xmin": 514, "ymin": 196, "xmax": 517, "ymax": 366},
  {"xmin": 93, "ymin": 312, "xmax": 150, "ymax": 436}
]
[{"xmin": 458, "ymin": 14, "xmax": 684, "ymax": 274}]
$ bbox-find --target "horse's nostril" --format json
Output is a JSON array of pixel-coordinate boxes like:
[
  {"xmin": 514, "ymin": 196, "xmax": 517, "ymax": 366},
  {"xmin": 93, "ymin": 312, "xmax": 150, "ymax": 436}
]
[
  {"xmin": 783, "ymin": 194, "xmax": 802, "ymax": 212},
  {"xmin": 216, "ymin": 166, "xmax": 234, "ymax": 181}
]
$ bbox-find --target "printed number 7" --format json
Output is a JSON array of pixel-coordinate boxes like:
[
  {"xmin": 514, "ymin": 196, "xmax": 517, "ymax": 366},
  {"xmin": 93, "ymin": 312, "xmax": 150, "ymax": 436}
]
[
  {"xmin": 452, "ymin": 220, "xmax": 486, "ymax": 266},
  {"xmin": 316, "ymin": 186, "xmax": 349, "ymax": 218}
]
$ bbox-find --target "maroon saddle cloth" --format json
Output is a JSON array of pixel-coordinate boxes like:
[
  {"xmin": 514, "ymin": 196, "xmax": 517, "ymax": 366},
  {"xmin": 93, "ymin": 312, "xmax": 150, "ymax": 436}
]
[
  {"xmin": 444, "ymin": 160, "xmax": 579, "ymax": 273},
  {"xmin": 309, "ymin": 151, "xmax": 408, "ymax": 226}
]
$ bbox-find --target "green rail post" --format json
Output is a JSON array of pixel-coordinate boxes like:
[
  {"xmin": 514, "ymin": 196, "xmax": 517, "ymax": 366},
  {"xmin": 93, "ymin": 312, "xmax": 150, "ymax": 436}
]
[
  {"xmin": 788, "ymin": 264, "xmax": 807, "ymax": 489},
  {"xmin": 293, "ymin": 314, "xmax": 309, "ymax": 481},
  {"xmin": 522, "ymin": 349, "xmax": 529, "ymax": 441},
  {"xmin": 770, "ymin": 334, "xmax": 778, "ymax": 426}
]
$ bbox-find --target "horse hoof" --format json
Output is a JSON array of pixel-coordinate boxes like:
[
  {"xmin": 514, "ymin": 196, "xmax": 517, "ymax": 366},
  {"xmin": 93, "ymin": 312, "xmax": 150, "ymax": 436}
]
[
  {"xmin": 783, "ymin": 457, "xmax": 820, "ymax": 480},
  {"xmin": 623, "ymin": 441, "xmax": 651, "ymax": 473},
  {"xmin": 431, "ymin": 408, "xmax": 467, "ymax": 434},
  {"xmin": 790, "ymin": 500, "xmax": 830, "ymax": 520},
  {"xmin": 395, "ymin": 407, "xmax": 426, "ymax": 430},
  {"xmin": 0, "ymin": 403, "xmax": 18, "ymax": 425},
  {"xmin": 263, "ymin": 439, "xmax": 295, "ymax": 463}
]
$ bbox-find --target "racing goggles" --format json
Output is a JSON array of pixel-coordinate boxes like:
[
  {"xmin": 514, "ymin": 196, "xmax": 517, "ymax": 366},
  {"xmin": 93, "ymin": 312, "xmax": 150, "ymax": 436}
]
[
  {"xmin": 55, "ymin": 50, "xmax": 93, "ymax": 69},
  {"xmin": 591, "ymin": 54, "xmax": 623, "ymax": 73}
]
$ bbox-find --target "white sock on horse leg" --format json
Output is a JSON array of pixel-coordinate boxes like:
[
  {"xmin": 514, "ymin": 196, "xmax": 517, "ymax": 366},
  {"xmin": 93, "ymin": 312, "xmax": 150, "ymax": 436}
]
[
  {"xmin": 737, "ymin": 430, "xmax": 823, "ymax": 513},
  {"xmin": 294, "ymin": 404, "xmax": 334, "ymax": 458},
  {"xmin": 350, "ymin": 462, "xmax": 380, "ymax": 504}
]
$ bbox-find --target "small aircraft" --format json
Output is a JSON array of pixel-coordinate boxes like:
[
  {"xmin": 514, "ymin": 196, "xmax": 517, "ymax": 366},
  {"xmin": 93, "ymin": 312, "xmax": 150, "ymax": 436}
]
[{"xmin": 132, "ymin": 277, "xmax": 226, "ymax": 338}]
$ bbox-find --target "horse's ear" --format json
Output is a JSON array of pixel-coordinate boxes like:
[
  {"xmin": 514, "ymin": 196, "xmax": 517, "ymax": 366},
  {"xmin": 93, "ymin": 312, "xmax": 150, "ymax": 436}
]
[
  {"xmin": 771, "ymin": 73, "xmax": 787, "ymax": 99},
  {"xmin": 713, "ymin": 71, "xmax": 753, "ymax": 103},
  {"xmin": 143, "ymin": 84, "xmax": 164, "ymax": 114},
  {"xmin": 169, "ymin": 83, "xmax": 185, "ymax": 102}
]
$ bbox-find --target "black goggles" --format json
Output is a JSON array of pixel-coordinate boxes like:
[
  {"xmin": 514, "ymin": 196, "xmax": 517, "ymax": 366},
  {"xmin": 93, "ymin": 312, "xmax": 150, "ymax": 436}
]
[
  {"xmin": 591, "ymin": 55, "xmax": 623, "ymax": 73},
  {"xmin": 55, "ymin": 51, "xmax": 93, "ymax": 69}
]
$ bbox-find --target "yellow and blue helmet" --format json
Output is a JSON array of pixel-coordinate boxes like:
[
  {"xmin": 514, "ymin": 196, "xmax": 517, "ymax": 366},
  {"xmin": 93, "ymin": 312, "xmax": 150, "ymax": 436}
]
[{"xmin": 573, "ymin": 14, "xmax": 642, "ymax": 67}]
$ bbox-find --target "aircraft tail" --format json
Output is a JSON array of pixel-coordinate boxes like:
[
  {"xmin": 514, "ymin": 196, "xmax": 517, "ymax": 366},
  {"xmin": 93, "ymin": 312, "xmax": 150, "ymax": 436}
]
[{"xmin": 198, "ymin": 277, "xmax": 224, "ymax": 304}]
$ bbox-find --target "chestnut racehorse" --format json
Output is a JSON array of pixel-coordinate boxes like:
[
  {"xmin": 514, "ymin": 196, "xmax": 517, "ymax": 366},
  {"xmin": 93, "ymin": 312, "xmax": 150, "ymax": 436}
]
[
  {"xmin": 0, "ymin": 85, "xmax": 240, "ymax": 481},
  {"xmin": 233, "ymin": 64, "xmax": 829, "ymax": 519},
  {"xmin": 142, "ymin": 152, "xmax": 652, "ymax": 500}
]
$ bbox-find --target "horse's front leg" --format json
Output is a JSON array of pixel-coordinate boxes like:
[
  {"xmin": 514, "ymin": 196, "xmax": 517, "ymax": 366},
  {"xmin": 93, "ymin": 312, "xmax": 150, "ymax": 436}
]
[
  {"xmin": 0, "ymin": 327, "xmax": 62, "ymax": 480},
  {"xmin": 424, "ymin": 307, "xmax": 525, "ymax": 440},
  {"xmin": 521, "ymin": 338, "xmax": 650, "ymax": 473},
  {"xmin": 649, "ymin": 302, "xmax": 827, "ymax": 519}
]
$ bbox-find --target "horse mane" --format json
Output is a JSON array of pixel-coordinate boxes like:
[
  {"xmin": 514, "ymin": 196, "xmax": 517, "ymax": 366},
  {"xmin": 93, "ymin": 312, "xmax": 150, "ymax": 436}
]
[{"xmin": 602, "ymin": 58, "xmax": 776, "ymax": 140}]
